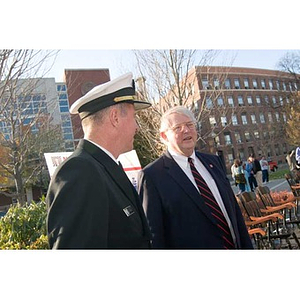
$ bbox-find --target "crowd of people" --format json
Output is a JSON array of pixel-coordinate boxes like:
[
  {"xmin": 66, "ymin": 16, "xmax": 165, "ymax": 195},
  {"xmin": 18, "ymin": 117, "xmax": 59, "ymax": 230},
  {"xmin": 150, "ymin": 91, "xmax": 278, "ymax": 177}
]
[
  {"xmin": 231, "ymin": 154, "xmax": 265, "ymax": 194},
  {"xmin": 230, "ymin": 147, "xmax": 300, "ymax": 194}
]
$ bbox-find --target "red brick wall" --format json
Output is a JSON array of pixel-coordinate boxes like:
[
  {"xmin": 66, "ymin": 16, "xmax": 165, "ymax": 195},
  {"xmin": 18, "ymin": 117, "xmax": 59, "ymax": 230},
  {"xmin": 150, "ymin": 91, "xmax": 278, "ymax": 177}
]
[{"xmin": 64, "ymin": 69, "xmax": 111, "ymax": 141}]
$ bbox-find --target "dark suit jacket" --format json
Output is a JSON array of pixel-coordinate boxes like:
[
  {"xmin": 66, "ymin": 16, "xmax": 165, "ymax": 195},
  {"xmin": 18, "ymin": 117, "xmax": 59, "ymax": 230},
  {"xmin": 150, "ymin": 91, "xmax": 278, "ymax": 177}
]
[
  {"xmin": 138, "ymin": 151, "xmax": 253, "ymax": 249},
  {"xmin": 46, "ymin": 139, "xmax": 152, "ymax": 249}
]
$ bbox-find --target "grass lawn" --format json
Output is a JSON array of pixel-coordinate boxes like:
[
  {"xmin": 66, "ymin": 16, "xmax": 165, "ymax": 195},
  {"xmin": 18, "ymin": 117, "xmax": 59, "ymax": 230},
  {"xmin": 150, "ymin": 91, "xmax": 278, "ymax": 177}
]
[{"xmin": 269, "ymin": 168, "xmax": 289, "ymax": 180}]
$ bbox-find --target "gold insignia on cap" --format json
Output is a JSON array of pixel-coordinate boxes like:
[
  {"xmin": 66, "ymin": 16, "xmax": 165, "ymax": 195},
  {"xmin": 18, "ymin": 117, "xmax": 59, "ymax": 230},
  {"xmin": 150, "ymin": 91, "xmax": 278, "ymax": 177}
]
[{"xmin": 114, "ymin": 95, "xmax": 137, "ymax": 102}]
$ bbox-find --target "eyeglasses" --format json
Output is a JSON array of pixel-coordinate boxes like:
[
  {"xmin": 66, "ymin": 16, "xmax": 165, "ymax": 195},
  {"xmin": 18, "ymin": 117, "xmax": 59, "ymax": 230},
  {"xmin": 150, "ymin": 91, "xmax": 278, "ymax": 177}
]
[{"xmin": 168, "ymin": 122, "xmax": 196, "ymax": 133}]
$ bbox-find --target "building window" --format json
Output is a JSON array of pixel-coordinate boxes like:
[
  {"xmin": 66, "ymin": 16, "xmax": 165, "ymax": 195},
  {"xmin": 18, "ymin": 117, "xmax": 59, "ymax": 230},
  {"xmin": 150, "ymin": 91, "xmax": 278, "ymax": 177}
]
[
  {"xmin": 247, "ymin": 96, "xmax": 253, "ymax": 105},
  {"xmin": 239, "ymin": 149, "xmax": 245, "ymax": 160},
  {"xmin": 232, "ymin": 114, "xmax": 238, "ymax": 125},
  {"xmin": 238, "ymin": 95, "xmax": 244, "ymax": 106},
  {"xmin": 206, "ymin": 97, "xmax": 213, "ymax": 109},
  {"xmin": 209, "ymin": 116, "xmax": 217, "ymax": 127},
  {"xmin": 276, "ymin": 80, "xmax": 280, "ymax": 90},
  {"xmin": 227, "ymin": 96, "xmax": 234, "ymax": 106},
  {"xmin": 259, "ymin": 112, "xmax": 265, "ymax": 123},
  {"xmin": 283, "ymin": 112, "xmax": 287, "ymax": 122},
  {"xmin": 234, "ymin": 78, "xmax": 240, "ymax": 89},
  {"xmin": 245, "ymin": 132, "xmax": 251, "ymax": 142},
  {"xmin": 264, "ymin": 96, "xmax": 269, "ymax": 105},
  {"xmin": 282, "ymin": 82, "xmax": 286, "ymax": 91},
  {"xmin": 214, "ymin": 135, "xmax": 220, "ymax": 147},
  {"xmin": 235, "ymin": 132, "xmax": 242, "ymax": 143},
  {"xmin": 268, "ymin": 112, "xmax": 273, "ymax": 123},
  {"xmin": 253, "ymin": 79, "xmax": 258, "ymax": 89},
  {"xmin": 269, "ymin": 79, "xmax": 273, "ymax": 90},
  {"xmin": 261, "ymin": 79, "xmax": 266, "ymax": 89},
  {"xmin": 294, "ymin": 82, "xmax": 298, "ymax": 90},
  {"xmin": 224, "ymin": 132, "xmax": 232, "ymax": 145},
  {"xmin": 254, "ymin": 131, "xmax": 260, "ymax": 139},
  {"xmin": 275, "ymin": 112, "xmax": 280, "ymax": 122},
  {"xmin": 214, "ymin": 78, "xmax": 220, "ymax": 89},
  {"xmin": 59, "ymin": 93, "xmax": 68, "ymax": 100},
  {"xmin": 256, "ymin": 96, "xmax": 261, "ymax": 105},
  {"xmin": 57, "ymin": 84, "xmax": 67, "ymax": 92},
  {"xmin": 225, "ymin": 78, "xmax": 231, "ymax": 89},
  {"xmin": 279, "ymin": 96, "xmax": 284, "ymax": 106},
  {"xmin": 241, "ymin": 113, "xmax": 248, "ymax": 125},
  {"xmin": 244, "ymin": 78, "xmax": 249, "ymax": 89},
  {"xmin": 217, "ymin": 96, "xmax": 224, "ymax": 106},
  {"xmin": 202, "ymin": 77, "xmax": 209, "ymax": 89},
  {"xmin": 221, "ymin": 116, "xmax": 227, "ymax": 127},
  {"xmin": 250, "ymin": 113, "xmax": 256, "ymax": 124},
  {"xmin": 272, "ymin": 96, "xmax": 277, "ymax": 105},
  {"xmin": 59, "ymin": 106, "xmax": 69, "ymax": 113}
]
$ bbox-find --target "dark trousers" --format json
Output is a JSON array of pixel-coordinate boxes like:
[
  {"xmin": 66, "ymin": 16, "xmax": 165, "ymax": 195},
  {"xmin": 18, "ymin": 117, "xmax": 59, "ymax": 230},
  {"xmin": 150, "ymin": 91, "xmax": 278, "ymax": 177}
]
[
  {"xmin": 248, "ymin": 175, "xmax": 257, "ymax": 191},
  {"xmin": 238, "ymin": 183, "xmax": 246, "ymax": 192},
  {"xmin": 262, "ymin": 170, "xmax": 269, "ymax": 183}
]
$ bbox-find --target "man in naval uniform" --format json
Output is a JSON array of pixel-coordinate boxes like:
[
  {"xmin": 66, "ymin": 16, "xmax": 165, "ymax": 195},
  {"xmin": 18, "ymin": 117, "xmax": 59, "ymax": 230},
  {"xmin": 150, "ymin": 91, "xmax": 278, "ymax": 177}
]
[{"xmin": 46, "ymin": 72, "xmax": 152, "ymax": 249}]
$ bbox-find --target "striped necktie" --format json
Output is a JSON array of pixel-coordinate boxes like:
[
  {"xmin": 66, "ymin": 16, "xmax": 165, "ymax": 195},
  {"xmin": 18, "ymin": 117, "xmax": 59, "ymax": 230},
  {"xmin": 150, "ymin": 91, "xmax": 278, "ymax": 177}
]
[{"xmin": 188, "ymin": 157, "xmax": 235, "ymax": 249}]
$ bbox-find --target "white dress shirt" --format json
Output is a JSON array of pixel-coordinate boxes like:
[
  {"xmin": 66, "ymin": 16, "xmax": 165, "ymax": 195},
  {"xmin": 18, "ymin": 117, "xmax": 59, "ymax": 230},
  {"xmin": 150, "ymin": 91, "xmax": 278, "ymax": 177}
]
[{"xmin": 168, "ymin": 149, "xmax": 237, "ymax": 245}]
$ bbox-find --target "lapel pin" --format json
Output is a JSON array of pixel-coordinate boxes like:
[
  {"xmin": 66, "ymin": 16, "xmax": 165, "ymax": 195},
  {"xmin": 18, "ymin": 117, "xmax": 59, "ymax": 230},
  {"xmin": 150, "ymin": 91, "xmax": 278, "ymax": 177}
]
[{"xmin": 209, "ymin": 164, "xmax": 213, "ymax": 168}]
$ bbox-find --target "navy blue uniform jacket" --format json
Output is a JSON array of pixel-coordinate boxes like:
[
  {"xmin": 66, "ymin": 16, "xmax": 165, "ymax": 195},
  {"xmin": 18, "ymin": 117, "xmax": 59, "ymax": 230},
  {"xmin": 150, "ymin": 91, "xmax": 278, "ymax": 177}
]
[
  {"xmin": 138, "ymin": 151, "xmax": 253, "ymax": 249},
  {"xmin": 46, "ymin": 139, "xmax": 152, "ymax": 249}
]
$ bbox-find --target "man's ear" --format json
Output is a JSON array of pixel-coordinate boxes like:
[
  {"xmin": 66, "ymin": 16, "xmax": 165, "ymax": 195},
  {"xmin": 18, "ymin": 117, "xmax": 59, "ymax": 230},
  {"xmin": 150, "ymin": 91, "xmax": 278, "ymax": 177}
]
[
  {"xmin": 109, "ymin": 107, "xmax": 119, "ymax": 127},
  {"xmin": 160, "ymin": 131, "xmax": 168, "ymax": 143}
]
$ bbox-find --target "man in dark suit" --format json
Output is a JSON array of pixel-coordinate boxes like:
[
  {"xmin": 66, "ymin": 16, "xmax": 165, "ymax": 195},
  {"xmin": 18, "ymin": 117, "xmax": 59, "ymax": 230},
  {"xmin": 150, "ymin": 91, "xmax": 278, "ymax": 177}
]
[
  {"xmin": 138, "ymin": 106, "xmax": 253, "ymax": 249},
  {"xmin": 46, "ymin": 73, "xmax": 152, "ymax": 249}
]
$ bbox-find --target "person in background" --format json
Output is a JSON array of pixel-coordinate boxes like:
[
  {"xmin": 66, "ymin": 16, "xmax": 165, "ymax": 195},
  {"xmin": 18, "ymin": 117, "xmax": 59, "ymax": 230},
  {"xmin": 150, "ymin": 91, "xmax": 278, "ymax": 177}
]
[
  {"xmin": 286, "ymin": 149, "xmax": 296, "ymax": 171},
  {"xmin": 231, "ymin": 159, "xmax": 246, "ymax": 194},
  {"xmin": 248, "ymin": 154, "xmax": 263, "ymax": 187},
  {"xmin": 242, "ymin": 162, "xmax": 251, "ymax": 192},
  {"xmin": 46, "ymin": 73, "xmax": 152, "ymax": 249},
  {"xmin": 246, "ymin": 159, "xmax": 258, "ymax": 192},
  {"xmin": 138, "ymin": 106, "xmax": 253, "ymax": 249},
  {"xmin": 260, "ymin": 155, "xmax": 269, "ymax": 183}
]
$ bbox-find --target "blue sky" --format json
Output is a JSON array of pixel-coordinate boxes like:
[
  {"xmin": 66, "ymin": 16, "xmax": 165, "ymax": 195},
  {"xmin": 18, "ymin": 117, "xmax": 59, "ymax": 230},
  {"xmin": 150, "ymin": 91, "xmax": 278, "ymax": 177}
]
[{"xmin": 47, "ymin": 49, "xmax": 294, "ymax": 82}]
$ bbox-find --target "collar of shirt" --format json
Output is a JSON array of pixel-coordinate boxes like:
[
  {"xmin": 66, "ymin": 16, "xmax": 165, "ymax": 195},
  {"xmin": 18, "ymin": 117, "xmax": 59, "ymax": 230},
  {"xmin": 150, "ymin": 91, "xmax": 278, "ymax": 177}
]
[
  {"xmin": 84, "ymin": 139, "xmax": 119, "ymax": 165},
  {"xmin": 168, "ymin": 148, "xmax": 196, "ymax": 170}
]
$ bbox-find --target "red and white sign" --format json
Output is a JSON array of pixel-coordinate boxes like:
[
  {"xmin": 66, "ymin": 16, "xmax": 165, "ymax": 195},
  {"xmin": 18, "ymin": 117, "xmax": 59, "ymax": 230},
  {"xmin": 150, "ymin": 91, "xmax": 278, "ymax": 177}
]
[{"xmin": 44, "ymin": 150, "xmax": 142, "ymax": 189}]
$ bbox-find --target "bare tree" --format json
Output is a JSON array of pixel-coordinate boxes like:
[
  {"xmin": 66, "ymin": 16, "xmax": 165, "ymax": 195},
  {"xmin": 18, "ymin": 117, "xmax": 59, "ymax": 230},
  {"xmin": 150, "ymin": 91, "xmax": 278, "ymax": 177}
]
[
  {"xmin": 277, "ymin": 51, "xmax": 300, "ymax": 147},
  {"xmin": 0, "ymin": 50, "xmax": 64, "ymax": 205},
  {"xmin": 132, "ymin": 50, "xmax": 238, "ymax": 165}
]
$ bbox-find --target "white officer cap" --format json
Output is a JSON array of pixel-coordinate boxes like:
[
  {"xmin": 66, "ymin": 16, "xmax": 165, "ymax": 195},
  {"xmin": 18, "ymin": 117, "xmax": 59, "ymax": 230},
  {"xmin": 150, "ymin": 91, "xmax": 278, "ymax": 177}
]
[{"xmin": 69, "ymin": 72, "xmax": 151, "ymax": 119}]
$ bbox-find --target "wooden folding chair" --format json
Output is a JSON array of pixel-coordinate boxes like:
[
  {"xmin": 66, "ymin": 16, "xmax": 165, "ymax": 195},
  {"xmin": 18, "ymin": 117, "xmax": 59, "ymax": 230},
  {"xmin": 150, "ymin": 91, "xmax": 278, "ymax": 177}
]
[
  {"xmin": 237, "ymin": 192, "xmax": 284, "ymax": 249},
  {"xmin": 285, "ymin": 173, "xmax": 300, "ymax": 200},
  {"xmin": 256, "ymin": 186, "xmax": 300, "ymax": 249}
]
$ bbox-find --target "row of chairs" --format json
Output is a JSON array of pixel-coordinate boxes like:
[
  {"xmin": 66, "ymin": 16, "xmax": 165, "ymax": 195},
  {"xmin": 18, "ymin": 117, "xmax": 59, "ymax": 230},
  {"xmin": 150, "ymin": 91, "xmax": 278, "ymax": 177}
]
[{"xmin": 236, "ymin": 179, "xmax": 300, "ymax": 249}]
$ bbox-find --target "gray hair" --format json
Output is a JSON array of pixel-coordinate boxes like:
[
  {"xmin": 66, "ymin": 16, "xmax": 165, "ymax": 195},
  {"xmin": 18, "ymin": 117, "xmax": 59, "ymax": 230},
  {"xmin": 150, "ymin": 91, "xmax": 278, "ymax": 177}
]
[
  {"xmin": 160, "ymin": 106, "xmax": 196, "ymax": 133},
  {"xmin": 82, "ymin": 102, "xmax": 129, "ymax": 127}
]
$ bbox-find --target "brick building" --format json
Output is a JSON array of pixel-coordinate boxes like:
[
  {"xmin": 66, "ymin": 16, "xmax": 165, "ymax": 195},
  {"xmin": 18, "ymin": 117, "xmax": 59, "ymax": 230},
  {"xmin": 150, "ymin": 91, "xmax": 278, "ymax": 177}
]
[{"xmin": 179, "ymin": 66, "xmax": 298, "ymax": 171}]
